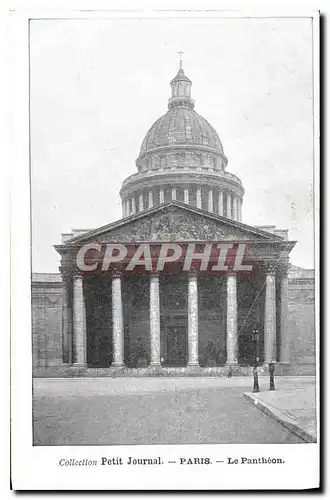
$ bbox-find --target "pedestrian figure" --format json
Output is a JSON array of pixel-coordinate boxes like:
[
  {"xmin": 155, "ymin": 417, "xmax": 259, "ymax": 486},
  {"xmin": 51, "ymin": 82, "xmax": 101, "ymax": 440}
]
[
  {"xmin": 228, "ymin": 366, "xmax": 232, "ymax": 378},
  {"xmin": 269, "ymin": 362, "xmax": 275, "ymax": 391},
  {"xmin": 252, "ymin": 365, "xmax": 260, "ymax": 393}
]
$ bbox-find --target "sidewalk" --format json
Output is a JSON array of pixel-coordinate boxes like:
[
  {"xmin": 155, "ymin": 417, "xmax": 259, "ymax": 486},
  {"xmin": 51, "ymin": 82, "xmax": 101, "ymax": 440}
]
[{"xmin": 244, "ymin": 380, "xmax": 317, "ymax": 443}]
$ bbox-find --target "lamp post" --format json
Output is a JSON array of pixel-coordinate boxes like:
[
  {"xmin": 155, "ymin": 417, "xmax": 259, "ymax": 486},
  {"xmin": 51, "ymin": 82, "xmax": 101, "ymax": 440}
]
[{"xmin": 252, "ymin": 328, "xmax": 260, "ymax": 393}]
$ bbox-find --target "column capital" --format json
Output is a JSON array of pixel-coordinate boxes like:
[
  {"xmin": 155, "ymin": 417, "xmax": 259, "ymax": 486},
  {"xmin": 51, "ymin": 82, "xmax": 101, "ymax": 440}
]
[
  {"xmin": 150, "ymin": 270, "xmax": 160, "ymax": 278},
  {"xmin": 73, "ymin": 268, "xmax": 84, "ymax": 278},
  {"xmin": 188, "ymin": 268, "xmax": 199, "ymax": 278},
  {"xmin": 278, "ymin": 261, "xmax": 291, "ymax": 276},
  {"xmin": 111, "ymin": 268, "xmax": 123, "ymax": 279},
  {"xmin": 227, "ymin": 271, "xmax": 237, "ymax": 278},
  {"xmin": 264, "ymin": 262, "xmax": 277, "ymax": 275},
  {"xmin": 59, "ymin": 266, "xmax": 72, "ymax": 283}
]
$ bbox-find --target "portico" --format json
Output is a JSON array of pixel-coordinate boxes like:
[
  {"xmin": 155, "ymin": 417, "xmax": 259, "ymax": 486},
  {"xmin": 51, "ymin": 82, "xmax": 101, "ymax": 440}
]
[{"xmin": 57, "ymin": 202, "xmax": 295, "ymax": 374}]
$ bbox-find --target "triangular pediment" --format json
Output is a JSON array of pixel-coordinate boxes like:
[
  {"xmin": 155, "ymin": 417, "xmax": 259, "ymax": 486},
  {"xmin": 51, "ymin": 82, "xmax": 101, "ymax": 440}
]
[{"xmin": 63, "ymin": 202, "xmax": 283, "ymax": 246}]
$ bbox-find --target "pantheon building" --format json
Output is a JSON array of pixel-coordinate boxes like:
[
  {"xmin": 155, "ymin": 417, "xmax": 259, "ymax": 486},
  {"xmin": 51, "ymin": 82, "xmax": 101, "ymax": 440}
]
[{"xmin": 32, "ymin": 63, "xmax": 315, "ymax": 376}]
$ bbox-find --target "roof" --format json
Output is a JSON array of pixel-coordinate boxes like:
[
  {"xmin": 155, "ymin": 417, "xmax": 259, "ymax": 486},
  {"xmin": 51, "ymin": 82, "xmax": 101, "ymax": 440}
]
[
  {"xmin": 55, "ymin": 201, "xmax": 293, "ymax": 249},
  {"xmin": 139, "ymin": 107, "xmax": 224, "ymax": 157},
  {"xmin": 170, "ymin": 67, "xmax": 192, "ymax": 84}
]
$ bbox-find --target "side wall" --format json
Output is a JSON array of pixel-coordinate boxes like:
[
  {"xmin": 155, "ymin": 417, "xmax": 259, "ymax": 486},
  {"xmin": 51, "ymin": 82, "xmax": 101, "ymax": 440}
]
[
  {"xmin": 32, "ymin": 274, "xmax": 63, "ymax": 371},
  {"xmin": 287, "ymin": 267, "xmax": 315, "ymax": 375}
]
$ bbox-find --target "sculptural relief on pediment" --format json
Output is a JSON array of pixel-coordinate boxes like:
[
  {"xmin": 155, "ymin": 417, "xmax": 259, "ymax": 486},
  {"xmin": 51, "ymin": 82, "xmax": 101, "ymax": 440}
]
[{"xmin": 88, "ymin": 208, "xmax": 260, "ymax": 243}]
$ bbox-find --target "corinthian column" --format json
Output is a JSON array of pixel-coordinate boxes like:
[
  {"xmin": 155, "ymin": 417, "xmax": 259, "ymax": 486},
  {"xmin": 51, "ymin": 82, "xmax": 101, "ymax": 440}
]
[
  {"xmin": 264, "ymin": 268, "xmax": 277, "ymax": 363},
  {"xmin": 279, "ymin": 264, "xmax": 290, "ymax": 363},
  {"xmin": 227, "ymin": 192, "xmax": 232, "ymax": 219},
  {"xmin": 196, "ymin": 187, "xmax": 202, "ymax": 208},
  {"xmin": 73, "ymin": 272, "xmax": 86, "ymax": 365},
  {"xmin": 150, "ymin": 273, "xmax": 161, "ymax": 366},
  {"xmin": 226, "ymin": 273, "xmax": 238, "ymax": 365},
  {"xmin": 171, "ymin": 188, "xmax": 176, "ymax": 201},
  {"xmin": 233, "ymin": 196, "xmax": 238, "ymax": 220},
  {"xmin": 159, "ymin": 188, "xmax": 165, "ymax": 204},
  {"xmin": 188, "ymin": 271, "xmax": 199, "ymax": 366},
  {"xmin": 139, "ymin": 193, "xmax": 144, "ymax": 212},
  {"xmin": 208, "ymin": 189, "xmax": 213, "ymax": 212},
  {"xmin": 131, "ymin": 196, "xmax": 136, "ymax": 214},
  {"xmin": 184, "ymin": 188, "xmax": 189, "ymax": 204},
  {"xmin": 218, "ymin": 191, "xmax": 223, "ymax": 216},
  {"xmin": 112, "ymin": 270, "xmax": 124, "ymax": 366},
  {"xmin": 61, "ymin": 271, "xmax": 72, "ymax": 364},
  {"xmin": 237, "ymin": 198, "xmax": 242, "ymax": 221},
  {"xmin": 148, "ymin": 190, "xmax": 153, "ymax": 209}
]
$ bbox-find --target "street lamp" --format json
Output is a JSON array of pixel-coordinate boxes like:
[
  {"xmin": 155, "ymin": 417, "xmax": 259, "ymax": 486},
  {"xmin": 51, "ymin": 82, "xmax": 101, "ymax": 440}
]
[{"xmin": 252, "ymin": 328, "xmax": 260, "ymax": 393}]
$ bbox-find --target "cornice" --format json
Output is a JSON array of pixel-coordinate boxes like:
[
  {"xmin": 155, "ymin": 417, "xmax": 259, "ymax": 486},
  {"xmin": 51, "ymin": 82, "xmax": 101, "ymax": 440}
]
[
  {"xmin": 120, "ymin": 170, "xmax": 244, "ymax": 197},
  {"xmin": 136, "ymin": 144, "xmax": 228, "ymax": 164},
  {"xmin": 55, "ymin": 200, "xmax": 296, "ymax": 247},
  {"xmin": 32, "ymin": 281, "xmax": 63, "ymax": 288}
]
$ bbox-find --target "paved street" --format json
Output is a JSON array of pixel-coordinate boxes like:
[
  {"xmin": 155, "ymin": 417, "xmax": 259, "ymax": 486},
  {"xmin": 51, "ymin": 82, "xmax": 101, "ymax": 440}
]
[{"xmin": 33, "ymin": 377, "xmax": 308, "ymax": 445}]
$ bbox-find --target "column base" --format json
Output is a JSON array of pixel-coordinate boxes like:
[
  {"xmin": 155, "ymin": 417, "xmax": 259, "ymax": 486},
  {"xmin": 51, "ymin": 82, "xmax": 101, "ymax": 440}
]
[
  {"xmin": 72, "ymin": 363, "xmax": 86, "ymax": 368},
  {"xmin": 225, "ymin": 361, "xmax": 238, "ymax": 366},
  {"xmin": 149, "ymin": 362, "xmax": 161, "ymax": 367},
  {"xmin": 112, "ymin": 362, "xmax": 124, "ymax": 368},
  {"xmin": 187, "ymin": 361, "xmax": 200, "ymax": 367}
]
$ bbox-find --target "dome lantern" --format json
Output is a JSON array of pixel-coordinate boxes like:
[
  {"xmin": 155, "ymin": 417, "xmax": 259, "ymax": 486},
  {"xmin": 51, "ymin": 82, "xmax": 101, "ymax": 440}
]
[{"xmin": 169, "ymin": 57, "xmax": 194, "ymax": 110}]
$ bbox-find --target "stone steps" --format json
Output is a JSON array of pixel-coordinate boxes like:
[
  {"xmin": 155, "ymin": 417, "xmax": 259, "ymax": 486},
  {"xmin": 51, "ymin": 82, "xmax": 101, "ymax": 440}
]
[{"xmin": 33, "ymin": 363, "xmax": 316, "ymax": 378}]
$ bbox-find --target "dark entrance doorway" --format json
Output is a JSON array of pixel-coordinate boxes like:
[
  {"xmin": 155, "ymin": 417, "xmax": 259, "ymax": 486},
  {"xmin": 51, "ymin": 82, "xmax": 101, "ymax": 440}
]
[
  {"xmin": 238, "ymin": 334, "xmax": 255, "ymax": 366},
  {"xmin": 162, "ymin": 316, "xmax": 188, "ymax": 367},
  {"xmin": 84, "ymin": 276, "xmax": 112, "ymax": 368}
]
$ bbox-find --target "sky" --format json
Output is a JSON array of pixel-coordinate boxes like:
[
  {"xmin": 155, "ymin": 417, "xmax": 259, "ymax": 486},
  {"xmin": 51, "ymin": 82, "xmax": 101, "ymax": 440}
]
[{"xmin": 30, "ymin": 16, "xmax": 315, "ymax": 272}]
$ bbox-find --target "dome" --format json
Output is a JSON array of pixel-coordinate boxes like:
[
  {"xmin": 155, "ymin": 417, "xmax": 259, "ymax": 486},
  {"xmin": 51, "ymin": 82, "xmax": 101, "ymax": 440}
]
[
  {"xmin": 139, "ymin": 107, "xmax": 224, "ymax": 157},
  {"xmin": 120, "ymin": 61, "xmax": 244, "ymax": 224}
]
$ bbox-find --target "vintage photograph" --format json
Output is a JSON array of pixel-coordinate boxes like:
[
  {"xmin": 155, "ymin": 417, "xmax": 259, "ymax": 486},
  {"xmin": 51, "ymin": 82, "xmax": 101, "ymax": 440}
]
[{"xmin": 30, "ymin": 15, "xmax": 317, "ymax": 448}]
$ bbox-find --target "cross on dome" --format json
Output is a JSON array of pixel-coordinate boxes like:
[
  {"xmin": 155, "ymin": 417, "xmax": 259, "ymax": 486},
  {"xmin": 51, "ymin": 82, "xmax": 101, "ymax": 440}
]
[{"xmin": 177, "ymin": 50, "xmax": 184, "ymax": 69}]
